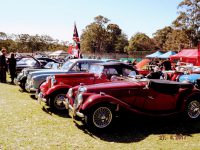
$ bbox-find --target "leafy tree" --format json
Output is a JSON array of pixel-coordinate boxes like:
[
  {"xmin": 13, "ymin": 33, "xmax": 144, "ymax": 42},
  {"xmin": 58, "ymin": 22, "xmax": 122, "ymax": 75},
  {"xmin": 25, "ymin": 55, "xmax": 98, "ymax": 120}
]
[
  {"xmin": 173, "ymin": 0, "xmax": 200, "ymax": 47},
  {"xmin": 126, "ymin": 32, "xmax": 156, "ymax": 54},
  {"xmin": 153, "ymin": 26, "xmax": 173, "ymax": 50},
  {"xmin": 0, "ymin": 32, "xmax": 7, "ymax": 40},
  {"xmin": 81, "ymin": 15, "xmax": 128, "ymax": 54},
  {"xmin": 164, "ymin": 29, "xmax": 190, "ymax": 50}
]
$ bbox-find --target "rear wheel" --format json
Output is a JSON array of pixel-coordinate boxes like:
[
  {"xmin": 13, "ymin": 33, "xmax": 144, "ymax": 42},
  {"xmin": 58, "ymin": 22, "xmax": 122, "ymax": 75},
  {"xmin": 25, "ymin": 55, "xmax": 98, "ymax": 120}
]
[
  {"xmin": 186, "ymin": 100, "xmax": 200, "ymax": 120},
  {"xmin": 85, "ymin": 104, "xmax": 114, "ymax": 130},
  {"xmin": 50, "ymin": 92, "xmax": 66, "ymax": 111}
]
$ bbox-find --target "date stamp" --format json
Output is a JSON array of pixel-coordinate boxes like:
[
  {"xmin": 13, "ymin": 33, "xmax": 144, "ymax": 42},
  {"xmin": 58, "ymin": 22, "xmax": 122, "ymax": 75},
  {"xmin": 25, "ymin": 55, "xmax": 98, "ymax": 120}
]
[{"xmin": 159, "ymin": 134, "xmax": 187, "ymax": 140}]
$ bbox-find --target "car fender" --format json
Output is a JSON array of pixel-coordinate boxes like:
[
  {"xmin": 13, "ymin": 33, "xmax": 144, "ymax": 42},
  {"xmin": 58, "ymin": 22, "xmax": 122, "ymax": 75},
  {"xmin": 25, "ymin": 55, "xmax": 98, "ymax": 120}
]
[
  {"xmin": 45, "ymin": 84, "xmax": 72, "ymax": 97},
  {"xmin": 81, "ymin": 93, "xmax": 129, "ymax": 111},
  {"xmin": 33, "ymin": 75, "xmax": 48, "ymax": 89}
]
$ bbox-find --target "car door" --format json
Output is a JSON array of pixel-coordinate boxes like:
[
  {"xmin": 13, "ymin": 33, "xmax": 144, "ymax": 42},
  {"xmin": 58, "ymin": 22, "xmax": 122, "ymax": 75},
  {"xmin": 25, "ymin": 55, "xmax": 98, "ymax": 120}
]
[{"xmin": 143, "ymin": 89, "xmax": 178, "ymax": 112}]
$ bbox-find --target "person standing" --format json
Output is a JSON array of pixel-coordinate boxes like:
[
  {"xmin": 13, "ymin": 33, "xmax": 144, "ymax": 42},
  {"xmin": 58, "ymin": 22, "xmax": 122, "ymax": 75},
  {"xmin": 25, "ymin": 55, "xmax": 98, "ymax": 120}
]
[
  {"xmin": 7, "ymin": 52, "xmax": 16, "ymax": 84},
  {"xmin": 161, "ymin": 58, "xmax": 172, "ymax": 70},
  {"xmin": 0, "ymin": 48, "xmax": 8, "ymax": 83}
]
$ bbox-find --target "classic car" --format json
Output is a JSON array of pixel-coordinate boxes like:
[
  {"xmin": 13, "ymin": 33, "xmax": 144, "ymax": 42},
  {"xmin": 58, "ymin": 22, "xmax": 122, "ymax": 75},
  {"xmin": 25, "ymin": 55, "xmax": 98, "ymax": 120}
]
[
  {"xmin": 15, "ymin": 62, "xmax": 60, "ymax": 91},
  {"xmin": 16, "ymin": 56, "xmax": 42, "ymax": 74},
  {"xmin": 25, "ymin": 59, "xmax": 103, "ymax": 93},
  {"xmin": 65, "ymin": 79, "xmax": 200, "ymax": 130},
  {"xmin": 38, "ymin": 62, "xmax": 138, "ymax": 111}
]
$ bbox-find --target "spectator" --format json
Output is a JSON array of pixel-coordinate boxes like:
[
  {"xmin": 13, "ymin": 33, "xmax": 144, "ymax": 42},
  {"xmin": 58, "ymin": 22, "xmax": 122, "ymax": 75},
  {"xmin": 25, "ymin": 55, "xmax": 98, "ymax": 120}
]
[
  {"xmin": 0, "ymin": 48, "xmax": 8, "ymax": 83},
  {"xmin": 146, "ymin": 66, "xmax": 163, "ymax": 79},
  {"xmin": 161, "ymin": 58, "xmax": 172, "ymax": 70},
  {"xmin": 7, "ymin": 52, "xmax": 16, "ymax": 84}
]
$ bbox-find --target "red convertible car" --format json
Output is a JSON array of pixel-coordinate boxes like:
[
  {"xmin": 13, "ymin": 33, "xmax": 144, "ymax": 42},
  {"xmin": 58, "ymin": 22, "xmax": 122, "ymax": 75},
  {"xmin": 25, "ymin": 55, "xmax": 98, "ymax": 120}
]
[
  {"xmin": 38, "ymin": 62, "xmax": 138, "ymax": 111},
  {"xmin": 64, "ymin": 79, "xmax": 200, "ymax": 130}
]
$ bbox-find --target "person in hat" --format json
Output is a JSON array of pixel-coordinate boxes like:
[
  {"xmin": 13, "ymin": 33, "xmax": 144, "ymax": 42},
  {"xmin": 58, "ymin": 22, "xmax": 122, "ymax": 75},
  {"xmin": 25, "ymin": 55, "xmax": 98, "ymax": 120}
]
[{"xmin": 0, "ymin": 48, "xmax": 8, "ymax": 83}]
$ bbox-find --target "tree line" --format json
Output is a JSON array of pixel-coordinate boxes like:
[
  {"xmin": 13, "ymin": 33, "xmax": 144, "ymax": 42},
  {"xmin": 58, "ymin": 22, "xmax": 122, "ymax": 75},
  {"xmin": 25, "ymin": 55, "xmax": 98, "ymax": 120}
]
[
  {"xmin": 0, "ymin": 33, "xmax": 68, "ymax": 53},
  {"xmin": 0, "ymin": 0, "xmax": 199, "ymax": 54}
]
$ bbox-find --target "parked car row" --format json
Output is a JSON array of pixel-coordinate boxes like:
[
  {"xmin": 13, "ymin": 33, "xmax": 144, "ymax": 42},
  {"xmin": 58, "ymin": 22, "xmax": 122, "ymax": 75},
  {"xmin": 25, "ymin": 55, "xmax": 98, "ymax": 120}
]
[{"xmin": 14, "ymin": 58, "xmax": 200, "ymax": 131}]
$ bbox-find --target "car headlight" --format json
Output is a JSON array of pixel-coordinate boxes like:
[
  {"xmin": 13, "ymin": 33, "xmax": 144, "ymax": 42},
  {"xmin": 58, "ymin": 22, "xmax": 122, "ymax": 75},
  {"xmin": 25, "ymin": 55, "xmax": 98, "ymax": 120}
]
[
  {"xmin": 78, "ymin": 86, "xmax": 87, "ymax": 93},
  {"xmin": 67, "ymin": 88, "xmax": 73, "ymax": 98}
]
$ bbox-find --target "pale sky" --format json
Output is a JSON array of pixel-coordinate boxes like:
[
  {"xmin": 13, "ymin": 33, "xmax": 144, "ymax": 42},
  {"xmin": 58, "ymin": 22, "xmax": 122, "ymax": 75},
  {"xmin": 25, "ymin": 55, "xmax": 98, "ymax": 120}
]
[{"xmin": 0, "ymin": 0, "xmax": 182, "ymax": 42}]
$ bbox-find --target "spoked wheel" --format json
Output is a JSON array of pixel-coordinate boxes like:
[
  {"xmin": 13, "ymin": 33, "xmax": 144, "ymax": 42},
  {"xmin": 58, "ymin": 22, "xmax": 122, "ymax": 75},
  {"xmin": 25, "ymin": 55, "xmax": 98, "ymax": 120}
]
[
  {"xmin": 187, "ymin": 100, "xmax": 200, "ymax": 120},
  {"xmin": 85, "ymin": 105, "xmax": 114, "ymax": 130},
  {"xmin": 50, "ymin": 93, "xmax": 66, "ymax": 111}
]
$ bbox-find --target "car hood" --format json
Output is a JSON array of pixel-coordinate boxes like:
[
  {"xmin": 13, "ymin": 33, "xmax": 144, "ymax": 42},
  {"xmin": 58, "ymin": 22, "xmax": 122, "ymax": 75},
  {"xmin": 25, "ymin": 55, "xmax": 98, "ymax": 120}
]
[
  {"xmin": 55, "ymin": 72, "xmax": 94, "ymax": 78},
  {"xmin": 29, "ymin": 69, "xmax": 67, "ymax": 77},
  {"xmin": 76, "ymin": 80, "xmax": 147, "ymax": 93}
]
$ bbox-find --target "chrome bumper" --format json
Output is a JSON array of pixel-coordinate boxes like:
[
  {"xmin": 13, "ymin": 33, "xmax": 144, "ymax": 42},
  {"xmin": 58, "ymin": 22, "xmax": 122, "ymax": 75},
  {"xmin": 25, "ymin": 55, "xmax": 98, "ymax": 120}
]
[
  {"xmin": 25, "ymin": 84, "xmax": 37, "ymax": 93},
  {"xmin": 63, "ymin": 99, "xmax": 84, "ymax": 118},
  {"xmin": 37, "ymin": 92, "xmax": 47, "ymax": 104}
]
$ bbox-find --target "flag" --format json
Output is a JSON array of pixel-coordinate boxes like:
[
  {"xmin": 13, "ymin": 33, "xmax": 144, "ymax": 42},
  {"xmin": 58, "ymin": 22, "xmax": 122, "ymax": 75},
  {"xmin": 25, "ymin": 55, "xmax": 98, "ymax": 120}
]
[
  {"xmin": 73, "ymin": 23, "xmax": 80, "ymax": 50},
  {"xmin": 68, "ymin": 23, "xmax": 81, "ymax": 58}
]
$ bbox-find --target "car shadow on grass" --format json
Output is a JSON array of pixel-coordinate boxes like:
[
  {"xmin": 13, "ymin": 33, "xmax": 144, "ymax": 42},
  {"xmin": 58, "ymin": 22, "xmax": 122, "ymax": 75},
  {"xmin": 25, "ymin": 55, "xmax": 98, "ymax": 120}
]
[
  {"xmin": 75, "ymin": 114, "xmax": 200, "ymax": 143},
  {"xmin": 41, "ymin": 106, "xmax": 70, "ymax": 118}
]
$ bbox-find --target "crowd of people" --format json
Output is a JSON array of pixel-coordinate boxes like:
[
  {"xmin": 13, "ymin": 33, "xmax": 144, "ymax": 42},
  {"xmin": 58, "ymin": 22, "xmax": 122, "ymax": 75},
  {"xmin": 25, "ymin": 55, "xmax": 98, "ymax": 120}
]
[{"xmin": 0, "ymin": 48, "xmax": 16, "ymax": 84}]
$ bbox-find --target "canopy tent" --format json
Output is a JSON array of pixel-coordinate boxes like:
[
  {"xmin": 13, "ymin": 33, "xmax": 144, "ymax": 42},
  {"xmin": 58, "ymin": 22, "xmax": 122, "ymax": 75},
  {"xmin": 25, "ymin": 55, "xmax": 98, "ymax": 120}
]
[
  {"xmin": 49, "ymin": 50, "xmax": 68, "ymax": 58},
  {"xmin": 158, "ymin": 51, "xmax": 176, "ymax": 59},
  {"xmin": 146, "ymin": 51, "xmax": 163, "ymax": 58},
  {"xmin": 170, "ymin": 49, "xmax": 200, "ymax": 66},
  {"xmin": 136, "ymin": 59, "xmax": 150, "ymax": 69}
]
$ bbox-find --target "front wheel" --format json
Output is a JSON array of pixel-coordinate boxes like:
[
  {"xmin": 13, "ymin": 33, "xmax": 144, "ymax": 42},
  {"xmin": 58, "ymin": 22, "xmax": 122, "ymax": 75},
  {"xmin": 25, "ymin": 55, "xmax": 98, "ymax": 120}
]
[
  {"xmin": 50, "ymin": 93, "xmax": 66, "ymax": 112},
  {"xmin": 186, "ymin": 100, "xmax": 200, "ymax": 121},
  {"xmin": 85, "ymin": 105, "xmax": 114, "ymax": 130}
]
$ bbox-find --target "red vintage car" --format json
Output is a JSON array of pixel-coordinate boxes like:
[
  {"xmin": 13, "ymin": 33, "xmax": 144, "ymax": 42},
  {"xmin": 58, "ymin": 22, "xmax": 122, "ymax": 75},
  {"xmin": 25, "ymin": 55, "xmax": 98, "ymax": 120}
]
[
  {"xmin": 38, "ymin": 62, "xmax": 139, "ymax": 111},
  {"xmin": 65, "ymin": 79, "xmax": 200, "ymax": 130}
]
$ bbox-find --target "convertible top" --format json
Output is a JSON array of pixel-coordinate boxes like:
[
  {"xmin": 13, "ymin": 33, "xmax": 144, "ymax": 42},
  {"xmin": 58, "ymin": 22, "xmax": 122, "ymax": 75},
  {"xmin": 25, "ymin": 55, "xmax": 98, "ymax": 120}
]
[{"xmin": 149, "ymin": 79, "xmax": 193, "ymax": 95}]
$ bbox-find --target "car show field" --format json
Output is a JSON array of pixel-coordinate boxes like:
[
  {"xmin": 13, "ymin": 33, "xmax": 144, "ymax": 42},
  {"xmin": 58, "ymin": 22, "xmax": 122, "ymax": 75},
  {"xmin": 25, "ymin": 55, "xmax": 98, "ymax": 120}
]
[{"xmin": 0, "ymin": 82, "xmax": 200, "ymax": 150}]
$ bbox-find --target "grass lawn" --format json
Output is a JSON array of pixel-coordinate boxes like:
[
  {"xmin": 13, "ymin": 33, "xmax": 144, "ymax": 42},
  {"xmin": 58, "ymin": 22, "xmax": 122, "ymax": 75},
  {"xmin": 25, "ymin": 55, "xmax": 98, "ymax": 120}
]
[{"xmin": 0, "ymin": 82, "xmax": 200, "ymax": 150}]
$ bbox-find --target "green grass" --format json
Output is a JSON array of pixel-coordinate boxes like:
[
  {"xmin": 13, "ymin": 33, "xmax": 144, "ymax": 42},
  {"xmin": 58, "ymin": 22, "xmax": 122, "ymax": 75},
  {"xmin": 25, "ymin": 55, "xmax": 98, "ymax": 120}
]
[{"xmin": 0, "ymin": 82, "xmax": 200, "ymax": 150}]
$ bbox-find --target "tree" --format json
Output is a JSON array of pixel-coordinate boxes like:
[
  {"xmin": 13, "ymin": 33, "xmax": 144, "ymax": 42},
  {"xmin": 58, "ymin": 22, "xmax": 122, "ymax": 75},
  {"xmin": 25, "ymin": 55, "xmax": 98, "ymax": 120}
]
[
  {"xmin": 126, "ymin": 32, "xmax": 156, "ymax": 54},
  {"xmin": 153, "ymin": 26, "xmax": 173, "ymax": 50},
  {"xmin": 173, "ymin": 0, "xmax": 200, "ymax": 47},
  {"xmin": 81, "ymin": 15, "xmax": 128, "ymax": 54},
  {"xmin": 163, "ymin": 29, "xmax": 191, "ymax": 50}
]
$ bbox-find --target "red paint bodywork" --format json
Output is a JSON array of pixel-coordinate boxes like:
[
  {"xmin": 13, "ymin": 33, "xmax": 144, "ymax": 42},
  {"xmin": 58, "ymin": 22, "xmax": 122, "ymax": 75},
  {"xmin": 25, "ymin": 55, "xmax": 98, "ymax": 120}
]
[
  {"xmin": 68, "ymin": 79, "xmax": 200, "ymax": 116},
  {"xmin": 40, "ymin": 62, "xmax": 140, "ymax": 100},
  {"xmin": 40, "ymin": 73, "xmax": 109, "ymax": 98}
]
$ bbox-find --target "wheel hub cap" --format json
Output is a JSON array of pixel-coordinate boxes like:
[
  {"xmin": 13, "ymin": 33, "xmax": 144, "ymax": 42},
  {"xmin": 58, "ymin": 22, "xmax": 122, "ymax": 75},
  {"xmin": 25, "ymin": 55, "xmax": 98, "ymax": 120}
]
[
  {"xmin": 93, "ymin": 107, "xmax": 112, "ymax": 129},
  {"xmin": 188, "ymin": 101, "xmax": 200, "ymax": 119}
]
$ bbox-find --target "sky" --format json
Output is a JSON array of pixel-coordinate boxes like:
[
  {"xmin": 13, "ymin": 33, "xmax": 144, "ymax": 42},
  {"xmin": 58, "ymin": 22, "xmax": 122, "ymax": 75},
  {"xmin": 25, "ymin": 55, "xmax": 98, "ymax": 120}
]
[{"xmin": 0, "ymin": 0, "xmax": 182, "ymax": 43}]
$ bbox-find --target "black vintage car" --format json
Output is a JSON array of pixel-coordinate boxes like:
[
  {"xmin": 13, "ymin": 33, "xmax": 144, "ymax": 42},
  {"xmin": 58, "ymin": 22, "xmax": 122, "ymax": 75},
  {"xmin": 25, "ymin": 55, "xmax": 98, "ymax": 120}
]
[{"xmin": 16, "ymin": 56, "xmax": 57, "ymax": 74}]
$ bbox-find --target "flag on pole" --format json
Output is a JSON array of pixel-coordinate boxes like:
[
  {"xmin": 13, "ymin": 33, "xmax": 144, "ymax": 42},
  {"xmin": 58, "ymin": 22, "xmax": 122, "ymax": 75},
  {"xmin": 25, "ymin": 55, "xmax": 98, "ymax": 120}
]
[
  {"xmin": 68, "ymin": 23, "xmax": 80, "ymax": 58},
  {"xmin": 73, "ymin": 23, "xmax": 80, "ymax": 50}
]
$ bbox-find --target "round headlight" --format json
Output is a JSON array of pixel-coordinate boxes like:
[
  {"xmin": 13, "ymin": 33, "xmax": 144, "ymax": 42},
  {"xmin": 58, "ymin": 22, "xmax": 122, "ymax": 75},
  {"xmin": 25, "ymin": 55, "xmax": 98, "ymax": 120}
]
[
  {"xmin": 78, "ymin": 86, "xmax": 87, "ymax": 93},
  {"xmin": 67, "ymin": 88, "xmax": 73, "ymax": 98}
]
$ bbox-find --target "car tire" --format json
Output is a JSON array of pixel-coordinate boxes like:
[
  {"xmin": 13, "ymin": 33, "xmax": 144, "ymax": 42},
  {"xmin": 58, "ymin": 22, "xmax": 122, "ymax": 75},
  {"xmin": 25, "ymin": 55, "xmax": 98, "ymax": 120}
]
[
  {"xmin": 50, "ymin": 92, "xmax": 67, "ymax": 112},
  {"xmin": 85, "ymin": 104, "xmax": 115, "ymax": 130},
  {"xmin": 19, "ymin": 77, "xmax": 27, "ymax": 91},
  {"xmin": 185, "ymin": 99, "xmax": 200, "ymax": 121},
  {"xmin": 19, "ymin": 81, "xmax": 26, "ymax": 91}
]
